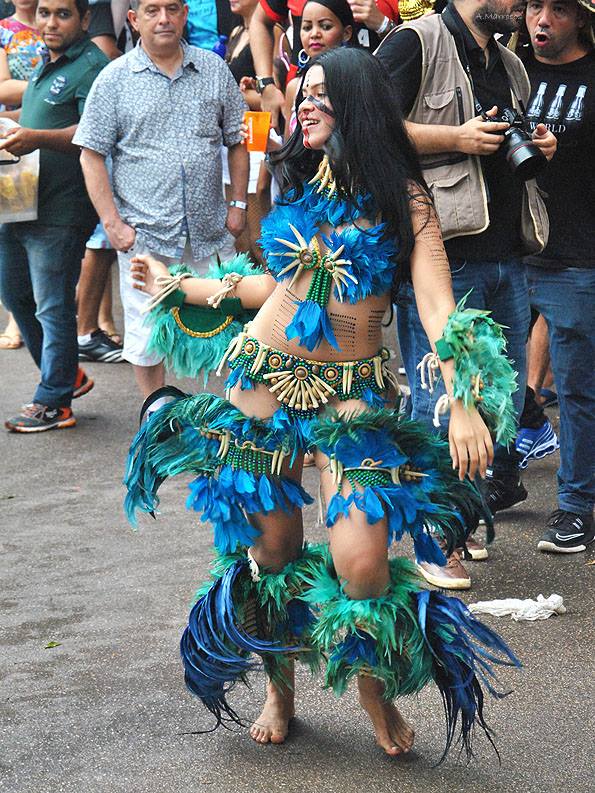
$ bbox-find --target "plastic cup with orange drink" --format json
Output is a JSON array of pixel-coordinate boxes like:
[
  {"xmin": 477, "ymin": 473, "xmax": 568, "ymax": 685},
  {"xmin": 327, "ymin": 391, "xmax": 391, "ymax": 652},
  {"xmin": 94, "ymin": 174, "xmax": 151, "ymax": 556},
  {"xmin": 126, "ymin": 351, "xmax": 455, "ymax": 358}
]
[{"xmin": 243, "ymin": 111, "xmax": 271, "ymax": 153}]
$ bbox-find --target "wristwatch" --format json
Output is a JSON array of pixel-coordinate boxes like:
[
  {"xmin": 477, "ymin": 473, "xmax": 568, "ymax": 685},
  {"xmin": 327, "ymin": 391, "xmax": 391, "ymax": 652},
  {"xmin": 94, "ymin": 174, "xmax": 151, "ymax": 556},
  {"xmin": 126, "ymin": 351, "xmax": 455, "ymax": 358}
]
[
  {"xmin": 255, "ymin": 77, "xmax": 275, "ymax": 95},
  {"xmin": 228, "ymin": 200, "xmax": 248, "ymax": 210}
]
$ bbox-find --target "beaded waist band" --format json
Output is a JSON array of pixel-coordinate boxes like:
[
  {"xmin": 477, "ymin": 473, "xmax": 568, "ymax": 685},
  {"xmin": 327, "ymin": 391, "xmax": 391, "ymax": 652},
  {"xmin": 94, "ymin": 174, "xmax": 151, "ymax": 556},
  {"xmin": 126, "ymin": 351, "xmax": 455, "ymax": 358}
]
[{"xmin": 217, "ymin": 331, "xmax": 399, "ymax": 415}]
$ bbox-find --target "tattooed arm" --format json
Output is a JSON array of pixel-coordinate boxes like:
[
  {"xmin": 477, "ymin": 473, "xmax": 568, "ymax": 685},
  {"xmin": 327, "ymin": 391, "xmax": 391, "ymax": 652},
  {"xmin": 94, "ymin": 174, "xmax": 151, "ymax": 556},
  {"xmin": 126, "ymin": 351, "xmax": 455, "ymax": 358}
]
[{"xmin": 408, "ymin": 192, "xmax": 493, "ymax": 481}]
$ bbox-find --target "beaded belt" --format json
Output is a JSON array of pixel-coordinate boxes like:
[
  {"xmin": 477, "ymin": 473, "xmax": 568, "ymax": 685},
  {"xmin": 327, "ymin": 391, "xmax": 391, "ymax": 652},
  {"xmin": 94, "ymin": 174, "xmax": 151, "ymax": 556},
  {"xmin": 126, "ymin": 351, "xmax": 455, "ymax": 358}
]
[{"xmin": 217, "ymin": 331, "xmax": 399, "ymax": 415}]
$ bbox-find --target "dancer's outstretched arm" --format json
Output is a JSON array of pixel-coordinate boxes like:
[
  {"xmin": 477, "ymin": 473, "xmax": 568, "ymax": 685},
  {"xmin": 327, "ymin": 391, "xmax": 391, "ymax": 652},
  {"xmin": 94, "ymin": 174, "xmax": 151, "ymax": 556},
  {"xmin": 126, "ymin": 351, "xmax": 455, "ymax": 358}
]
[
  {"xmin": 408, "ymin": 193, "xmax": 494, "ymax": 482},
  {"xmin": 130, "ymin": 253, "xmax": 277, "ymax": 310}
]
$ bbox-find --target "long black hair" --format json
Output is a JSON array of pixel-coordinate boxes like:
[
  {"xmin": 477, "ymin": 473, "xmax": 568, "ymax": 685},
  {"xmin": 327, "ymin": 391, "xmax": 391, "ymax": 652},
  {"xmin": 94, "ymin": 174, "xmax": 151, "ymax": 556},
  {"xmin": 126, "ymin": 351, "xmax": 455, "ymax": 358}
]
[{"xmin": 269, "ymin": 47, "xmax": 431, "ymax": 265}]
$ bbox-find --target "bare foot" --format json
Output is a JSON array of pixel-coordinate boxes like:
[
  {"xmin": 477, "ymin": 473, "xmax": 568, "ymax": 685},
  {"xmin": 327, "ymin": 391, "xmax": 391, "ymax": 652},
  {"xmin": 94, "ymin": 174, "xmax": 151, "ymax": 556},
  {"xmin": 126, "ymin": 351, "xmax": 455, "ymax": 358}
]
[
  {"xmin": 0, "ymin": 314, "xmax": 22, "ymax": 350},
  {"xmin": 249, "ymin": 679, "xmax": 295, "ymax": 745},
  {"xmin": 358, "ymin": 675, "xmax": 415, "ymax": 756}
]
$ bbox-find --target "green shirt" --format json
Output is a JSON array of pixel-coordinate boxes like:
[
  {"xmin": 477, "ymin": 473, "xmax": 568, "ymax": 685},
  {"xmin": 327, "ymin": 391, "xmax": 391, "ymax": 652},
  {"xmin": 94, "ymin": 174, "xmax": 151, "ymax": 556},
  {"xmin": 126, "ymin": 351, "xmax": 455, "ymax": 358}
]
[{"xmin": 20, "ymin": 34, "xmax": 108, "ymax": 227}]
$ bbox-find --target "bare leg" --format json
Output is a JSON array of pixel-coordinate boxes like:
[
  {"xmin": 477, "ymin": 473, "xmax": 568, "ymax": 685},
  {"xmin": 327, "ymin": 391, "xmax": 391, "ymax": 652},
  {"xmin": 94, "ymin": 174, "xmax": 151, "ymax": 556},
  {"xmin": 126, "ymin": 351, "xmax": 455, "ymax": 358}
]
[
  {"xmin": 357, "ymin": 676, "xmax": 415, "ymax": 756},
  {"xmin": 77, "ymin": 249, "xmax": 113, "ymax": 336},
  {"xmin": 249, "ymin": 661, "xmax": 296, "ymax": 745},
  {"xmin": 0, "ymin": 312, "xmax": 22, "ymax": 348},
  {"xmin": 527, "ymin": 313, "xmax": 550, "ymax": 395},
  {"xmin": 318, "ymin": 442, "xmax": 415, "ymax": 756},
  {"xmin": 228, "ymin": 381, "xmax": 304, "ymax": 745},
  {"xmin": 98, "ymin": 263, "xmax": 122, "ymax": 343},
  {"xmin": 247, "ymin": 502, "xmax": 304, "ymax": 745},
  {"xmin": 133, "ymin": 362, "xmax": 165, "ymax": 400}
]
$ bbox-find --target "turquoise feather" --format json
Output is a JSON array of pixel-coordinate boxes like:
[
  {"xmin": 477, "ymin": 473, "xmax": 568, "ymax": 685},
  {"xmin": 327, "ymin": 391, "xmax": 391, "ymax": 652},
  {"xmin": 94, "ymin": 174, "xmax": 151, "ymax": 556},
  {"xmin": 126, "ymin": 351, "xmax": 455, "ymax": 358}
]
[
  {"xmin": 441, "ymin": 295, "xmax": 518, "ymax": 444},
  {"xmin": 145, "ymin": 252, "xmax": 261, "ymax": 383}
]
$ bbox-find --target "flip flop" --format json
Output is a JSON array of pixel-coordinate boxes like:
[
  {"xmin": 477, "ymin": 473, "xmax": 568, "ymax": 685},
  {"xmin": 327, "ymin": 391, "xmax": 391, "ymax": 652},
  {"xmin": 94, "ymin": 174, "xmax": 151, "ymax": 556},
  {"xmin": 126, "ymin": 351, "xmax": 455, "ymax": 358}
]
[
  {"xmin": 0, "ymin": 332, "xmax": 23, "ymax": 350},
  {"xmin": 539, "ymin": 388, "xmax": 558, "ymax": 409}
]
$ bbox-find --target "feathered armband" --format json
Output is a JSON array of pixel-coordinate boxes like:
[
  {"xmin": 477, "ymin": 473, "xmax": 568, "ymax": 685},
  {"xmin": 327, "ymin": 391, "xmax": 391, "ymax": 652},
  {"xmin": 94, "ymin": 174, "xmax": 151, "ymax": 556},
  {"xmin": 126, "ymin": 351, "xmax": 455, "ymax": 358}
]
[
  {"xmin": 417, "ymin": 295, "xmax": 518, "ymax": 444},
  {"xmin": 144, "ymin": 253, "xmax": 261, "ymax": 383}
]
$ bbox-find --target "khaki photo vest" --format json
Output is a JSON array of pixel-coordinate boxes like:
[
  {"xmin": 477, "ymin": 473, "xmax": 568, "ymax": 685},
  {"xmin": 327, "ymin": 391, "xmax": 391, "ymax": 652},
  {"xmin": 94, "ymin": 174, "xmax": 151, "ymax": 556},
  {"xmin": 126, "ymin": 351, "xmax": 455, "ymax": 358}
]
[{"xmin": 382, "ymin": 14, "xmax": 549, "ymax": 253}]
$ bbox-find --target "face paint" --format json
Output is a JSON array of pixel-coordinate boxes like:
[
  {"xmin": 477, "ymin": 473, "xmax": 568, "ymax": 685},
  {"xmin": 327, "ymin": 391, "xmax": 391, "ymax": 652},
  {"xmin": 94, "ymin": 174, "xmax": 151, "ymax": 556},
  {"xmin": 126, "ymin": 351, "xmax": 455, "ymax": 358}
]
[
  {"xmin": 303, "ymin": 94, "xmax": 336, "ymax": 118},
  {"xmin": 299, "ymin": 64, "xmax": 335, "ymax": 150}
]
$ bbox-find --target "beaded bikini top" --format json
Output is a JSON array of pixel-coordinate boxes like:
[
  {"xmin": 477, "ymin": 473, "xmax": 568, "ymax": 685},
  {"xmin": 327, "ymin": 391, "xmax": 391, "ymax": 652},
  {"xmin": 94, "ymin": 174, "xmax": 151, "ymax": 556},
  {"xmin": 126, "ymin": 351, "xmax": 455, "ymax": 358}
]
[{"xmin": 259, "ymin": 156, "xmax": 398, "ymax": 352}]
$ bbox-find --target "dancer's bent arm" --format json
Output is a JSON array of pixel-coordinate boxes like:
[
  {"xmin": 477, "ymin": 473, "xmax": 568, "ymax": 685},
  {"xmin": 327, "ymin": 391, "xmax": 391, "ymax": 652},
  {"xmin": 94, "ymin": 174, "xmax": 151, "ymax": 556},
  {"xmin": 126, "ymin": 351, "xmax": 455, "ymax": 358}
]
[
  {"xmin": 130, "ymin": 254, "xmax": 277, "ymax": 310},
  {"xmin": 408, "ymin": 193, "xmax": 494, "ymax": 482}
]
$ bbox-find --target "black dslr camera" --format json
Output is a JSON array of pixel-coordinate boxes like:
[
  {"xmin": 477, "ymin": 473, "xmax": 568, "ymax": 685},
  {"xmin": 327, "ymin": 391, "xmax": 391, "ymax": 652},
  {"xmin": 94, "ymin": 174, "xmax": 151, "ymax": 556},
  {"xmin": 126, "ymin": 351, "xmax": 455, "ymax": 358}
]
[{"xmin": 486, "ymin": 107, "xmax": 547, "ymax": 181}]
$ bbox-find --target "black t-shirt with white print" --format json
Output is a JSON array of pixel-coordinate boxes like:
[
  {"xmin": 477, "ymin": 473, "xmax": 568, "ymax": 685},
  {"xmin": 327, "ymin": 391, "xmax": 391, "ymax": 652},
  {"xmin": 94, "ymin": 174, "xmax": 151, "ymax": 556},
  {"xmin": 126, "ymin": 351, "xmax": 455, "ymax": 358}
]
[{"xmin": 521, "ymin": 47, "xmax": 595, "ymax": 269}]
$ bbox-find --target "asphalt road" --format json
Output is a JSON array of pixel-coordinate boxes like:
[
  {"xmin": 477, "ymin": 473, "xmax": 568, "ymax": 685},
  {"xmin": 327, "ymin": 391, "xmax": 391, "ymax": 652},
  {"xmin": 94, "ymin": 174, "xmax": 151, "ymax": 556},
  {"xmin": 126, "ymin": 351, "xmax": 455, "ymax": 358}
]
[{"xmin": 1, "ymin": 303, "xmax": 593, "ymax": 793}]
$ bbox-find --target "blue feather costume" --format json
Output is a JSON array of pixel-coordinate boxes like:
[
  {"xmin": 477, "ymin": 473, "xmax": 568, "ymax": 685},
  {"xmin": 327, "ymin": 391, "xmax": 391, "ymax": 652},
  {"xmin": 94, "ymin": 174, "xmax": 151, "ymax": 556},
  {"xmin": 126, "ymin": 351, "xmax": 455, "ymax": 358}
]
[{"xmin": 124, "ymin": 162, "xmax": 521, "ymax": 760}]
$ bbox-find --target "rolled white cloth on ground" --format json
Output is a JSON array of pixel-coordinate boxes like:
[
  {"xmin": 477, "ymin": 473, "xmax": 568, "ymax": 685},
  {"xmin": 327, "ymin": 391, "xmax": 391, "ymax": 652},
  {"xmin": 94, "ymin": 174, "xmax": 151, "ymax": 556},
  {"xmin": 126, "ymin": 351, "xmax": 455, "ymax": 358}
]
[{"xmin": 468, "ymin": 594, "xmax": 566, "ymax": 621}]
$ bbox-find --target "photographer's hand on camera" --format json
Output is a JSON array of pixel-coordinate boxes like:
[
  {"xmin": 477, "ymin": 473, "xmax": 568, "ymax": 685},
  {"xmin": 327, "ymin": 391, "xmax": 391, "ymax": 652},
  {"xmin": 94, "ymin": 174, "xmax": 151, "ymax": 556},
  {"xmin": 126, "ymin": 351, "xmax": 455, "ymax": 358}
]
[
  {"xmin": 531, "ymin": 123, "xmax": 557, "ymax": 161},
  {"xmin": 456, "ymin": 105, "xmax": 509, "ymax": 156}
]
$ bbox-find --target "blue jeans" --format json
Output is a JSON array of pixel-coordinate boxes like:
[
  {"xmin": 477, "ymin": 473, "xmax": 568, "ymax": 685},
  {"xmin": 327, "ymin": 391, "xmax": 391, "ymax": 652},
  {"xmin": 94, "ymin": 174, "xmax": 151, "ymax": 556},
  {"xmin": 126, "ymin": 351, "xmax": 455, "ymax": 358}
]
[
  {"xmin": 528, "ymin": 266, "xmax": 595, "ymax": 514},
  {"xmin": 0, "ymin": 223, "xmax": 90, "ymax": 408},
  {"xmin": 395, "ymin": 258, "xmax": 530, "ymax": 477}
]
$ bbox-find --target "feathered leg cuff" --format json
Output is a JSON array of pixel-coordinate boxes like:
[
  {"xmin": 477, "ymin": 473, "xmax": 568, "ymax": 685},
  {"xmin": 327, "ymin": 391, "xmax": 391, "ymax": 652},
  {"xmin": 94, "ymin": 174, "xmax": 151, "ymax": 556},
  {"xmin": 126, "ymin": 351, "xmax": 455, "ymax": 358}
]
[
  {"xmin": 301, "ymin": 556, "xmax": 522, "ymax": 760},
  {"xmin": 313, "ymin": 408, "xmax": 491, "ymax": 561},
  {"xmin": 180, "ymin": 544, "xmax": 328, "ymax": 728},
  {"xmin": 124, "ymin": 393, "xmax": 313, "ymax": 553},
  {"xmin": 143, "ymin": 253, "xmax": 260, "ymax": 383}
]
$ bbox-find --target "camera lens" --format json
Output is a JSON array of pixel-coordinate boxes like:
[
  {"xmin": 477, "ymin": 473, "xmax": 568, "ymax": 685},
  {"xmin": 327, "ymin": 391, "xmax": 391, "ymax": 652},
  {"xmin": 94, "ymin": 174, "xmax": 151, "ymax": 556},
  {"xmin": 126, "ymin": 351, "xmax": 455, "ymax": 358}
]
[{"xmin": 504, "ymin": 129, "xmax": 548, "ymax": 181}]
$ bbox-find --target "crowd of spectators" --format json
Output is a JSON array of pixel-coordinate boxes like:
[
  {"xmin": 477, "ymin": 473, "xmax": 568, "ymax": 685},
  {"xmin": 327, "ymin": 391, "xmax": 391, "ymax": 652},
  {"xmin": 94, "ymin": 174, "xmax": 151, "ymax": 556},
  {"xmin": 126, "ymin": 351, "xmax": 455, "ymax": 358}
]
[{"xmin": 0, "ymin": 0, "xmax": 593, "ymax": 572}]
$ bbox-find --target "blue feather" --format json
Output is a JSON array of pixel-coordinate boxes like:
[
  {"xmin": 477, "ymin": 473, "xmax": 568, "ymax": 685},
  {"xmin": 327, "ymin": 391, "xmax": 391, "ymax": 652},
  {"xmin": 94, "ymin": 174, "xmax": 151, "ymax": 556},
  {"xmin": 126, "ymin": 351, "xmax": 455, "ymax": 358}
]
[
  {"xmin": 416, "ymin": 589, "xmax": 521, "ymax": 761},
  {"xmin": 181, "ymin": 560, "xmax": 297, "ymax": 729},
  {"xmin": 326, "ymin": 492, "xmax": 353, "ymax": 527},
  {"xmin": 186, "ymin": 468, "xmax": 313, "ymax": 553},
  {"xmin": 413, "ymin": 531, "xmax": 447, "ymax": 566},
  {"xmin": 224, "ymin": 366, "xmax": 254, "ymax": 392},
  {"xmin": 362, "ymin": 487, "xmax": 385, "ymax": 523},
  {"xmin": 331, "ymin": 430, "xmax": 406, "ymax": 469},
  {"xmin": 331, "ymin": 631, "xmax": 378, "ymax": 668},
  {"xmin": 286, "ymin": 599, "xmax": 314, "ymax": 638},
  {"xmin": 361, "ymin": 387, "xmax": 387, "ymax": 409},
  {"xmin": 326, "ymin": 225, "xmax": 396, "ymax": 303},
  {"xmin": 258, "ymin": 182, "xmax": 399, "ymax": 300},
  {"xmin": 285, "ymin": 300, "xmax": 339, "ymax": 351}
]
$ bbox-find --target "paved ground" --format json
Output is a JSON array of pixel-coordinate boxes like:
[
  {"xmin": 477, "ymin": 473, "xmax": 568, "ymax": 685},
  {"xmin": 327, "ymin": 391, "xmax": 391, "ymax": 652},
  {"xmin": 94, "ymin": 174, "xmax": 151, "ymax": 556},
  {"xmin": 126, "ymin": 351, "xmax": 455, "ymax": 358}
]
[{"xmin": 1, "ymin": 302, "xmax": 593, "ymax": 793}]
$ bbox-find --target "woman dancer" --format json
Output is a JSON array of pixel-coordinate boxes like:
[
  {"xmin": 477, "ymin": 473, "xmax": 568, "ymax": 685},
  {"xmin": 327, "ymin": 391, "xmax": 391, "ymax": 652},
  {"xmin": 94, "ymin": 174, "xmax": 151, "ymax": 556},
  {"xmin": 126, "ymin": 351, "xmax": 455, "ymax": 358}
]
[{"xmin": 126, "ymin": 48, "xmax": 519, "ymax": 760}]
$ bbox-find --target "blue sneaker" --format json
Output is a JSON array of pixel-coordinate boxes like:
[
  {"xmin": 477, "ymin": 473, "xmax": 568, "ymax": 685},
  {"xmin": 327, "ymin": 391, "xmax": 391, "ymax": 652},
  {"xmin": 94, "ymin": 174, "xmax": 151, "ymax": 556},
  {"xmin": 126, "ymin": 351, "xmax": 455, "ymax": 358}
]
[{"xmin": 515, "ymin": 419, "xmax": 559, "ymax": 470}]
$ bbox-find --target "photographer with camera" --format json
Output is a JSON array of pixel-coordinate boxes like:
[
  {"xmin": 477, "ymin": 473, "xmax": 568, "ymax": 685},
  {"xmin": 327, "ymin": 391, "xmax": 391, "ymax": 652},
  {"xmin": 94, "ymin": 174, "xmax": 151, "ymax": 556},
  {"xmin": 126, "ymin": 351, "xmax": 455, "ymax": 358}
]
[{"xmin": 377, "ymin": 0, "xmax": 557, "ymax": 589}]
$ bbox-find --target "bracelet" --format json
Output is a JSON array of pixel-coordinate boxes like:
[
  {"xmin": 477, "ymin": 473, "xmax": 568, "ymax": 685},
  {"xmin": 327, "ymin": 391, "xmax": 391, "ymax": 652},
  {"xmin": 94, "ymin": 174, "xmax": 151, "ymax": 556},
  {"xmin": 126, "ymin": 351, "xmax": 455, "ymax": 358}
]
[
  {"xmin": 376, "ymin": 16, "xmax": 396, "ymax": 36},
  {"xmin": 435, "ymin": 337, "xmax": 454, "ymax": 361},
  {"xmin": 206, "ymin": 272, "xmax": 244, "ymax": 309},
  {"xmin": 228, "ymin": 200, "xmax": 248, "ymax": 210},
  {"xmin": 141, "ymin": 272, "xmax": 191, "ymax": 314},
  {"xmin": 376, "ymin": 15, "xmax": 390, "ymax": 34}
]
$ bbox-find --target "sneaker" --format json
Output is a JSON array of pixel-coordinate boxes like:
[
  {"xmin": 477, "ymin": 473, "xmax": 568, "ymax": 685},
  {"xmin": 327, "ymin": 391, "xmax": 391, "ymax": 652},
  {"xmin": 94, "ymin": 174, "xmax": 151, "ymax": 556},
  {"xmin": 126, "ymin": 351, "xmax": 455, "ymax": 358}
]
[
  {"xmin": 483, "ymin": 475, "xmax": 528, "ymax": 516},
  {"xmin": 73, "ymin": 367, "xmax": 94, "ymax": 399},
  {"xmin": 537, "ymin": 510, "xmax": 595, "ymax": 554},
  {"xmin": 416, "ymin": 550, "xmax": 471, "ymax": 590},
  {"xmin": 457, "ymin": 535, "xmax": 489, "ymax": 561},
  {"xmin": 515, "ymin": 419, "xmax": 559, "ymax": 470},
  {"xmin": 5, "ymin": 403, "xmax": 76, "ymax": 433},
  {"xmin": 78, "ymin": 329, "xmax": 124, "ymax": 363}
]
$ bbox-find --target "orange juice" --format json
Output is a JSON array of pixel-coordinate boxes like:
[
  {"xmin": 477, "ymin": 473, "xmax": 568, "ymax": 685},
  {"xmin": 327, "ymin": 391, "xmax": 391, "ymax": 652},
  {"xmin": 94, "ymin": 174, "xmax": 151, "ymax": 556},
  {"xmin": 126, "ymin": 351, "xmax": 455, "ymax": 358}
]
[{"xmin": 244, "ymin": 111, "xmax": 271, "ymax": 153}]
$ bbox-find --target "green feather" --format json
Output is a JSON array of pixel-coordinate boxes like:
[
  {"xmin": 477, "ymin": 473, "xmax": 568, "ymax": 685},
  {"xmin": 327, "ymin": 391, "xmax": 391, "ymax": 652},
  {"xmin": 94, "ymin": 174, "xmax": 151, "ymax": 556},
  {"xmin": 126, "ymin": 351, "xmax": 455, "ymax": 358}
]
[
  {"xmin": 441, "ymin": 295, "xmax": 518, "ymax": 444},
  {"xmin": 145, "ymin": 253, "xmax": 261, "ymax": 383},
  {"xmin": 192, "ymin": 544, "xmax": 328, "ymax": 675},
  {"xmin": 310, "ymin": 557, "xmax": 435, "ymax": 699}
]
